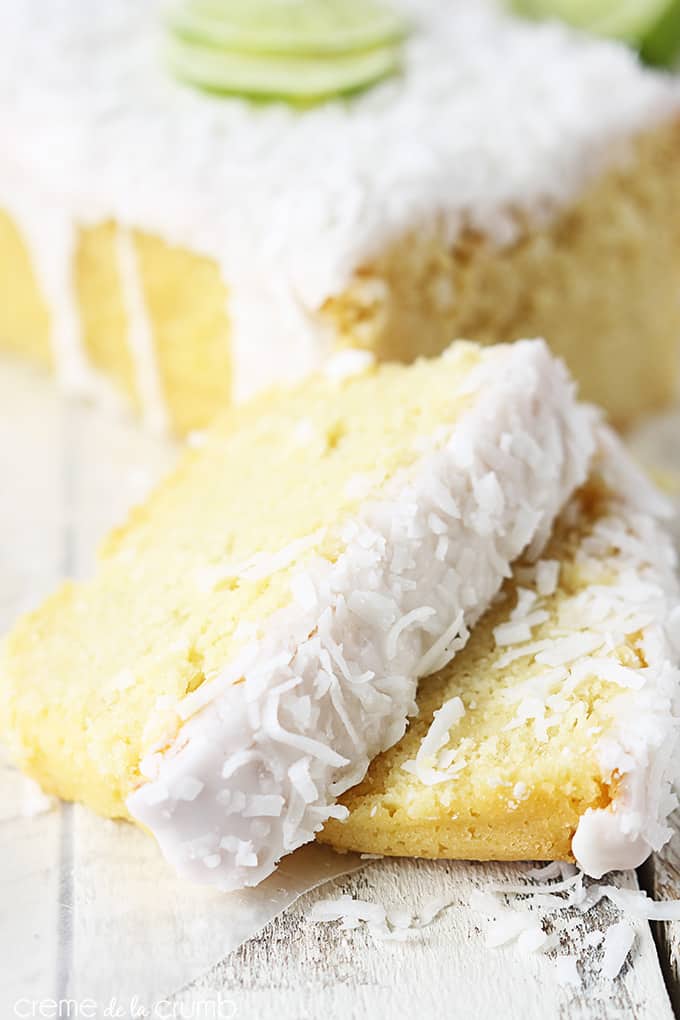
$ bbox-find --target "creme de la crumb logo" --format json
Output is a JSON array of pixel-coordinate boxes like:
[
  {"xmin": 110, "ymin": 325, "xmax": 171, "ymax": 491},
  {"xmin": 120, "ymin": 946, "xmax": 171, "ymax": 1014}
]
[{"xmin": 13, "ymin": 997, "xmax": 237, "ymax": 1019}]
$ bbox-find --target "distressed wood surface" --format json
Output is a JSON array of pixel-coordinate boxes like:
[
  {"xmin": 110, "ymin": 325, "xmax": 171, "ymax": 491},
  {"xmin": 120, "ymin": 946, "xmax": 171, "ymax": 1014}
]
[
  {"xmin": 0, "ymin": 369, "xmax": 72, "ymax": 1009},
  {"xmin": 643, "ymin": 813, "xmax": 680, "ymax": 1018},
  {"xmin": 631, "ymin": 412, "xmax": 680, "ymax": 1018},
  {"xmin": 172, "ymin": 859, "xmax": 675, "ymax": 1020},
  {"xmin": 1, "ymin": 362, "xmax": 679, "ymax": 1019}
]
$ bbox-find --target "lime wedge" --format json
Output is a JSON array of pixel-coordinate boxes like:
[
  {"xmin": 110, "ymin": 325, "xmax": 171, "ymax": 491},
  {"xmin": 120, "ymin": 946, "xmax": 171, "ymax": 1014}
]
[
  {"xmin": 166, "ymin": 35, "xmax": 401, "ymax": 101},
  {"xmin": 168, "ymin": 0, "xmax": 409, "ymax": 57},
  {"xmin": 164, "ymin": 0, "xmax": 408, "ymax": 103},
  {"xmin": 640, "ymin": 0, "xmax": 680, "ymax": 64},
  {"xmin": 511, "ymin": 0, "xmax": 674, "ymax": 43}
]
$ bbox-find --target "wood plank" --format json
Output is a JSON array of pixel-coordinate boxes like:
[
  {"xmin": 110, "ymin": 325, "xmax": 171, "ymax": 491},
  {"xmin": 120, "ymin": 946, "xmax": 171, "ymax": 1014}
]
[
  {"xmin": 630, "ymin": 409, "xmax": 680, "ymax": 1016},
  {"xmin": 56, "ymin": 387, "xmax": 176, "ymax": 1007},
  {"xmin": 0, "ymin": 756, "xmax": 62, "ymax": 1013},
  {"xmin": 0, "ymin": 369, "xmax": 364, "ymax": 1013},
  {"xmin": 66, "ymin": 818, "xmax": 363, "ymax": 1007},
  {"xmin": 0, "ymin": 364, "xmax": 69, "ymax": 630},
  {"xmin": 53, "ymin": 388, "xmax": 367, "ymax": 1009},
  {"xmin": 0, "ymin": 367, "xmax": 67, "ymax": 1013},
  {"xmin": 640, "ymin": 811, "xmax": 680, "ymax": 1017},
  {"xmin": 167, "ymin": 858, "xmax": 674, "ymax": 1020},
  {"xmin": 0, "ymin": 365, "xmax": 176, "ymax": 1013}
]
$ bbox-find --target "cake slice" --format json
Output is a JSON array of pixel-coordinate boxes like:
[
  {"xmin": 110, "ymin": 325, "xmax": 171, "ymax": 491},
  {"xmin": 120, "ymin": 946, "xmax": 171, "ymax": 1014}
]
[
  {"xmin": 0, "ymin": 340, "xmax": 594, "ymax": 890},
  {"xmin": 320, "ymin": 434, "xmax": 680, "ymax": 877},
  {"xmin": 1, "ymin": 1, "xmax": 679, "ymax": 431}
]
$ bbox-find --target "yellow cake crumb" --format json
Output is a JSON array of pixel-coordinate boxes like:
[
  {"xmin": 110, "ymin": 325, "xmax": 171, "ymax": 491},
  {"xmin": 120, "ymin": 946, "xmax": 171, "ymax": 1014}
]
[
  {"xmin": 0, "ymin": 344, "xmax": 484, "ymax": 818},
  {"xmin": 319, "ymin": 474, "xmax": 676, "ymax": 863}
]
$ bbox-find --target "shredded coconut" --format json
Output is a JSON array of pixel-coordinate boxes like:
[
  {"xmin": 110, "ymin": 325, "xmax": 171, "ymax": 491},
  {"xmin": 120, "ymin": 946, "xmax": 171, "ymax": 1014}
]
[
  {"xmin": 323, "ymin": 350, "xmax": 375, "ymax": 383},
  {"xmin": 402, "ymin": 696, "xmax": 466, "ymax": 786},
  {"xmin": 308, "ymin": 866, "xmax": 669, "ymax": 986},
  {"xmin": 555, "ymin": 956, "xmax": 581, "ymax": 987},
  {"xmin": 465, "ymin": 868, "xmax": 673, "ymax": 985},
  {"xmin": 194, "ymin": 528, "xmax": 327, "ymax": 593},
  {"xmin": 416, "ymin": 611, "xmax": 469, "ymax": 677},
  {"xmin": 600, "ymin": 921, "xmax": 636, "ymax": 980},
  {"xmin": 535, "ymin": 560, "xmax": 560, "ymax": 597},
  {"xmin": 308, "ymin": 891, "xmax": 457, "ymax": 942}
]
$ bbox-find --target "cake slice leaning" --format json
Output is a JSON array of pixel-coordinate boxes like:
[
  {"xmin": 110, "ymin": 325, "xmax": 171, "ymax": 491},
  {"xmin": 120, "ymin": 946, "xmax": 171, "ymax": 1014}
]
[
  {"xmin": 319, "ymin": 432, "xmax": 680, "ymax": 877},
  {"xmin": 0, "ymin": 339, "xmax": 594, "ymax": 891}
]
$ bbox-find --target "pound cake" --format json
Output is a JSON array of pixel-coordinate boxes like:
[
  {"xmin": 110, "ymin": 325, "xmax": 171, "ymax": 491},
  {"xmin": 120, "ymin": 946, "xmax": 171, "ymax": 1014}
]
[
  {"xmin": 2, "ymin": 0, "xmax": 680, "ymax": 431},
  {"xmin": 0, "ymin": 340, "xmax": 595, "ymax": 890},
  {"xmin": 320, "ymin": 433, "xmax": 680, "ymax": 878}
]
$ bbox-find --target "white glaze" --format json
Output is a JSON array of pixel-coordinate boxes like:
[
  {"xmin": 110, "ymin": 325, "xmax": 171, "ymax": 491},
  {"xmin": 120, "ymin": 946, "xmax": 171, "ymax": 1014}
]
[
  {"xmin": 1, "ymin": 1, "xmax": 678, "ymax": 417},
  {"xmin": 115, "ymin": 228, "xmax": 169, "ymax": 433},
  {"xmin": 17, "ymin": 207, "xmax": 85, "ymax": 391},
  {"xmin": 1, "ymin": 164, "xmax": 128, "ymax": 411},
  {"xmin": 572, "ymin": 810, "xmax": 652, "ymax": 878},
  {"xmin": 127, "ymin": 340, "xmax": 595, "ymax": 890},
  {"xmin": 6, "ymin": 191, "xmax": 95, "ymax": 396}
]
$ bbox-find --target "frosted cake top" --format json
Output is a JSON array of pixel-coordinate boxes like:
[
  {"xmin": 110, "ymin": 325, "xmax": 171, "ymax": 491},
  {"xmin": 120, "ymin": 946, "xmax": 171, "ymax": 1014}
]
[
  {"xmin": 1, "ymin": 1, "xmax": 678, "ymax": 403},
  {"xmin": 3, "ymin": 1, "xmax": 677, "ymax": 292}
]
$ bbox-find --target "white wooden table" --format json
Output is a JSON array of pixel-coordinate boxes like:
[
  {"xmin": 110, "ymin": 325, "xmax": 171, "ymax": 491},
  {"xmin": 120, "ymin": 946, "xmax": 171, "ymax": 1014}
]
[{"xmin": 2, "ymin": 361, "xmax": 679, "ymax": 1020}]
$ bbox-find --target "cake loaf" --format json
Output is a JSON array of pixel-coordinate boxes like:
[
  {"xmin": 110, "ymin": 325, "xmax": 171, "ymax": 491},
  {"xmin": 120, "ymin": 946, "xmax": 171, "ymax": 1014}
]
[{"xmin": 1, "ymin": 0, "xmax": 679, "ymax": 431}]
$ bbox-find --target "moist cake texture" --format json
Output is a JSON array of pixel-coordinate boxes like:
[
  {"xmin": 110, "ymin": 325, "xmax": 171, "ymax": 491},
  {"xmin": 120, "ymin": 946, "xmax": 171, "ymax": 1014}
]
[
  {"xmin": 1, "ymin": 0, "xmax": 679, "ymax": 430},
  {"xmin": 0, "ymin": 340, "xmax": 594, "ymax": 890},
  {"xmin": 320, "ymin": 434, "xmax": 680, "ymax": 877}
]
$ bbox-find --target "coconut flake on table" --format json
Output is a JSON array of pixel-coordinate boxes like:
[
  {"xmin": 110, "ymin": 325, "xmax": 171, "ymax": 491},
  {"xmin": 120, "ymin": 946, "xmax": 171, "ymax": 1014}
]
[
  {"xmin": 308, "ymin": 890, "xmax": 459, "ymax": 942},
  {"xmin": 20, "ymin": 776, "xmax": 57, "ymax": 818},
  {"xmin": 307, "ymin": 863, "xmax": 678, "ymax": 985},
  {"xmin": 468, "ymin": 865, "xmax": 680, "ymax": 980},
  {"xmin": 600, "ymin": 921, "xmax": 636, "ymax": 980},
  {"xmin": 555, "ymin": 956, "xmax": 581, "ymax": 987}
]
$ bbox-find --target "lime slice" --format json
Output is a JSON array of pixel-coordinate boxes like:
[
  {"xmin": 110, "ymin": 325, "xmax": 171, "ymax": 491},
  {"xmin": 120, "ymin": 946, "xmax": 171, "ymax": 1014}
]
[
  {"xmin": 167, "ymin": 0, "xmax": 409, "ymax": 57},
  {"xmin": 640, "ymin": 0, "xmax": 680, "ymax": 64},
  {"xmin": 166, "ymin": 35, "xmax": 401, "ymax": 101},
  {"xmin": 511, "ymin": 0, "xmax": 673, "ymax": 43}
]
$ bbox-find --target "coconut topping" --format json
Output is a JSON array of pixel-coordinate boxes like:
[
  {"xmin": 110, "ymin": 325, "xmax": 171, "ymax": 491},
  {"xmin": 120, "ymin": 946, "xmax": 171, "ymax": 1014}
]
[
  {"xmin": 127, "ymin": 340, "xmax": 595, "ymax": 890},
  {"xmin": 401, "ymin": 696, "xmax": 467, "ymax": 786}
]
